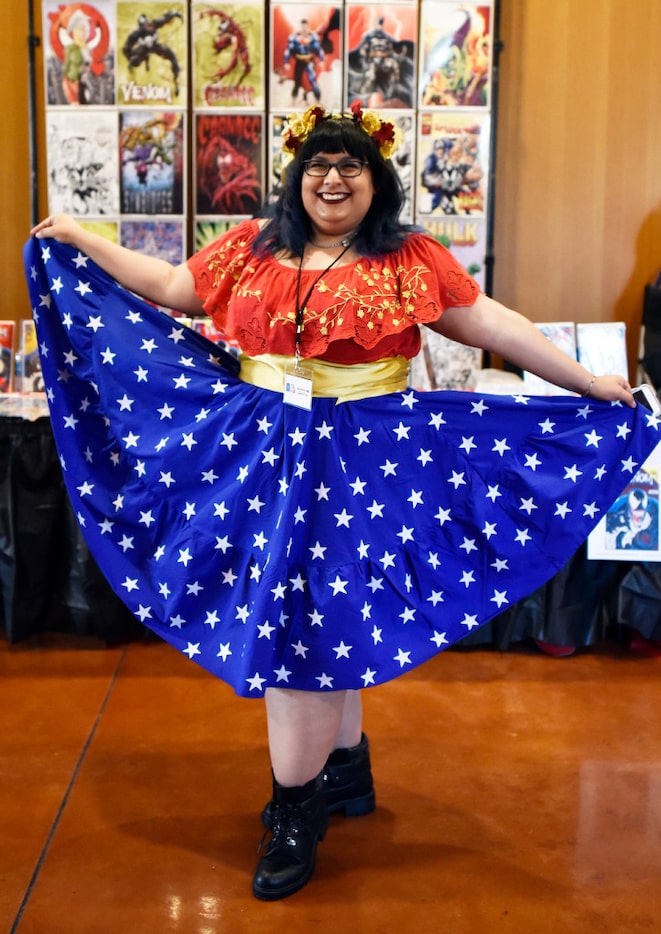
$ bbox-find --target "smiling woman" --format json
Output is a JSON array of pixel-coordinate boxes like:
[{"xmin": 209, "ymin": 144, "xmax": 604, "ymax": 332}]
[{"xmin": 25, "ymin": 102, "xmax": 659, "ymax": 903}]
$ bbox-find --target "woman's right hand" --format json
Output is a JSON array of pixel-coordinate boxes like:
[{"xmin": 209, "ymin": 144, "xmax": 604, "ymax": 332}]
[{"xmin": 30, "ymin": 212, "xmax": 84, "ymax": 245}]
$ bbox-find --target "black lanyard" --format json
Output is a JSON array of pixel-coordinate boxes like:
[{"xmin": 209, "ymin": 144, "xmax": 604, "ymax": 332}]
[{"xmin": 294, "ymin": 244, "xmax": 352, "ymax": 363}]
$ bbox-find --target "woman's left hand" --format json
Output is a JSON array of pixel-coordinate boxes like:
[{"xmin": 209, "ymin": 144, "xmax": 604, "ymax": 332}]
[{"xmin": 586, "ymin": 374, "xmax": 635, "ymax": 407}]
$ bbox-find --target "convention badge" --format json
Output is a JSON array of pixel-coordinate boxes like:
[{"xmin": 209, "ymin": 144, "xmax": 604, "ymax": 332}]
[{"xmin": 283, "ymin": 363, "xmax": 314, "ymax": 410}]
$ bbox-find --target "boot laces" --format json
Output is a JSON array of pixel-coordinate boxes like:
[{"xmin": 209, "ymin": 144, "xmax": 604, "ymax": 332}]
[{"xmin": 257, "ymin": 801, "xmax": 305, "ymax": 853}]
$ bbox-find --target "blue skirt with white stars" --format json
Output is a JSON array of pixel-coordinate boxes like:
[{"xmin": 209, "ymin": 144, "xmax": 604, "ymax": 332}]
[{"xmin": 24, "ymin": 237, "xmax": 661, "ymax": 696}]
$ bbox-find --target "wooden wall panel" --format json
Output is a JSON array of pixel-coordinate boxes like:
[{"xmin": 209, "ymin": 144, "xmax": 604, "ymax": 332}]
[
  {"xmin": 494, "ymin": 0, "xmax": 661, "ymax": 377},
  {"xmin": 2, "ymin": 3, "xmax": 35, "ymax": 322}
]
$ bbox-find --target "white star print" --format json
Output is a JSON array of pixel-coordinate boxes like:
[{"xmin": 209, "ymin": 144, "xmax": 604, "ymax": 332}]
[
  {"xmin": 493, "ymin": 438, "xmax": 511, "ymax": 455},
  {"xmin": 328, "ymin": 575, "xmax": 349, "ymax": 595},
  {"xmin": 461, "ymin": 614, "xmax": 479, "ymax": 630},
  {"xmin": 393, "ymin": 648, "xmax": 412, "ymax": 667},
  {"xmin": 430, "ymin": 631, "xmax": 448, "ymax": 647},
  {"xmin": 289, "ymin": 427, "xmax": 306, "ymax": 445},
  {"xmin": 335, "ymin": 509, "xmax": 354, "ymax": 527},
  {"xmin": 459, "ymin": 436, "xmax": 476, "ymax": 454},
  {"xmin": 246, "ymin": 673, "xmax": 266, "ymax": 692},
  {"xmin": 564, "ymin": 464, "xmax": 583, "ymax": 482},
  {"xmin": 367, "ymin": 500, "xmax": 385, "ymax": 518}
]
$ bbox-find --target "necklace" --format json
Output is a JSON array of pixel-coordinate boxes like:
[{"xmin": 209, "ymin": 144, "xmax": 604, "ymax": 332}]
[
  {"xmin": 294, "ymin": 242, "xmax": 352, "ymax": 363},
  {"xmin": 308, "ymin": 236, "xmax": 354, "ymax": 249}
]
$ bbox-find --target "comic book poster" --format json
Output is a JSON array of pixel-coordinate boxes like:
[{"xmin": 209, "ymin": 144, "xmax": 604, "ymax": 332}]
[
  {"xmin": 588, "ymin": 455, "xmax": 661, "ymax": 562},
  {"xmin": 268, "ymin": 114, "xmax": 291, "ymax": 206},
  {"xmin": 270, "ymin": 4, "xmax": 343, "ymax": 111},
  {"xmin": 46, "ymin": 109, "xmax": 119, "ymax": 216},
  {"xmin": 116, "ymin": 1, "xmax": 187, "ymax": 107},
  {"xmin": 42, "ymin": 0, "xmax": 116, "ymax": 106},
  {"xmin": 577, "ymin": 322, "xmax": 629, "ymax": 379},
  {"xmin": 120, "ymin": 219, "xmax": 185, "ymax": 262},
  {"xmin": 195, "ymin": 218, "xmax": 244, "ymax": 251},
  {"xmin": 419, "ymin": 215, "xmax": 487, "ymax": 289},
  {"xmin": 192, "ymin": 1, "xmax": 265, "ymax": 109},
  {"xmin": 119, "ymin": 110, "xmax": 185, "ymax": 214},
  {"xmin": 385, "ymin": 110, "xmax": 414, "ymax": 222},
  {"xmin": 418, "ymin": 1, "xmax": 493, "ymax": 109},
  {"xmin": 79, "ymin": 219, "xmax": 119, "ymax": 241},
  {"xmin": 0, "ymin": 322, "xmax": 15, "ymax": 393},
  {"xmin": 416, "ymin": 111, "xmax": 489, "ymax": 217},
  {"xmin": 523, "ymin": 323, "xmax": 577, "ymax": 396},
  {"xmin": 345, "ymin": 3, "xmax": 417, "ymax": 109},
  {"xmin": 20, "ymin": 320, "xmax": 45, "ymax": 393},
  {"xmin": 409, "ymin": 330, "xmax": 482, "ymax": 392},
  {"xmin": 195, "ymin": 113, "xmax": 263, "ymax": 216}
]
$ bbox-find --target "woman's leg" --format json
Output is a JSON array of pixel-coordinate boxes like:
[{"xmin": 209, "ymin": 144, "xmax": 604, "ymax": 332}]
[
  {"xmin": 254, "ymin": 687, "xmax": 348, "ymax": 900},
  {"xmin": 331, "ymin": 689, "xmax": 363, "ymax": 751},
  {"xmin": 265, "ymin": 686, "xmax": 350, "ymax": 785}
]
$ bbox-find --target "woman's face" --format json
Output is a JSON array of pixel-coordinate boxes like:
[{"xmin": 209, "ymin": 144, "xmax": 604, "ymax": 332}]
[{"xmin": 301, "ymin": 149, "xmax": 375, "ymax": 239}]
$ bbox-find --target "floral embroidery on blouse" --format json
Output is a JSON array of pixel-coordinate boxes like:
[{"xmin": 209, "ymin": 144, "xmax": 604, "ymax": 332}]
[{"xmin": 188, "ymin": 220, "xmax": 479, "ymax": 358}]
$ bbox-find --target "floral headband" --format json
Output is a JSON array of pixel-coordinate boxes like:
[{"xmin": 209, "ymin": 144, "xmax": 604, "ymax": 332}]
[{"xmin": 281, "ymin": 102, "xmax": 402, "ymax": 161}]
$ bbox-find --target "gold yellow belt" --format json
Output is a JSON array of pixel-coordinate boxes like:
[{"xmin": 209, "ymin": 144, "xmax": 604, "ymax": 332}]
[{"xmin": 239, "ymin": 353, "xmax": 410, "ymax": 404}]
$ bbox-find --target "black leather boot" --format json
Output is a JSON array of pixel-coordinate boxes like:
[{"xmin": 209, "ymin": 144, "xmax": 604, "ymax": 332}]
[
  {"xmin": 252, "ymin": 776, "xmax": 328, "ymax": 901},
  {"xmin": 323, "ymin": 732, "xmax": 376, "ymax": 816},
  {"xmin": 261, "ymin": 733, "xmax": 375, "ymax": 828}
]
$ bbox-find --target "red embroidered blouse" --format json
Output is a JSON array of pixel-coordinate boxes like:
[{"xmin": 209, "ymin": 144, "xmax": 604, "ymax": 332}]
[{"xmin": 187, "ymin": 219, "xmax": 480, "ymax": 364}]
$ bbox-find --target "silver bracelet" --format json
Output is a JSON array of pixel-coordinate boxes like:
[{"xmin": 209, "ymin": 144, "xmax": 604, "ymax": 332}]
[{"xmin": 582, "ymin": 376, "xmax": 597, "ymax": 397}]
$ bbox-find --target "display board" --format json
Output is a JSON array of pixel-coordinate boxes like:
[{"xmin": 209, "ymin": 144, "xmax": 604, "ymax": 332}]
[{"xmin": 40, "ymin": 0, "xmax": 499, "ymax": 284}]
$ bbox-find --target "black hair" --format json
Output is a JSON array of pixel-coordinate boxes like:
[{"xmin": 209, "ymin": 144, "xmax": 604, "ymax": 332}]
[{"xmin": 253, "ymin": 115, "xmax": 415, "ymax": 259}]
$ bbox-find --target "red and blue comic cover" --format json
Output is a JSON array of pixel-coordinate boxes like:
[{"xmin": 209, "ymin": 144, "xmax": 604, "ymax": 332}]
[{"xmin": 270, "ymin": 4, "xmax": 343, "ymax": 112}]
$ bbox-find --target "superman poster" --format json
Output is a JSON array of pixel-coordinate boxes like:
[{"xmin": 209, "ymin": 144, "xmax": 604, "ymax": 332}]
[{"xmin": 270, "ymin": 3, "xmax": 343, "ymax": 111}]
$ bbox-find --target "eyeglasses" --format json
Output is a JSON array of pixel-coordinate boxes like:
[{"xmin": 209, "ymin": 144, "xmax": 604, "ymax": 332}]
[{"xmin": 303, "ymin": 158, "xmax": 368, "ymax": 178}]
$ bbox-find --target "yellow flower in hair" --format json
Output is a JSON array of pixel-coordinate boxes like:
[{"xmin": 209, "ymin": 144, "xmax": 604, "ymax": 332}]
[{"xmin": 360, "ymin": 111, "xmax": 382, "ymax": 136}]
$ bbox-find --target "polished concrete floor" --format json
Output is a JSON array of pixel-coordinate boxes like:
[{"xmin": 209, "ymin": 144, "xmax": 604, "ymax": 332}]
[{"xmin": 2, "ymin": 632, "xmax": 660, "ymax": 934}]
